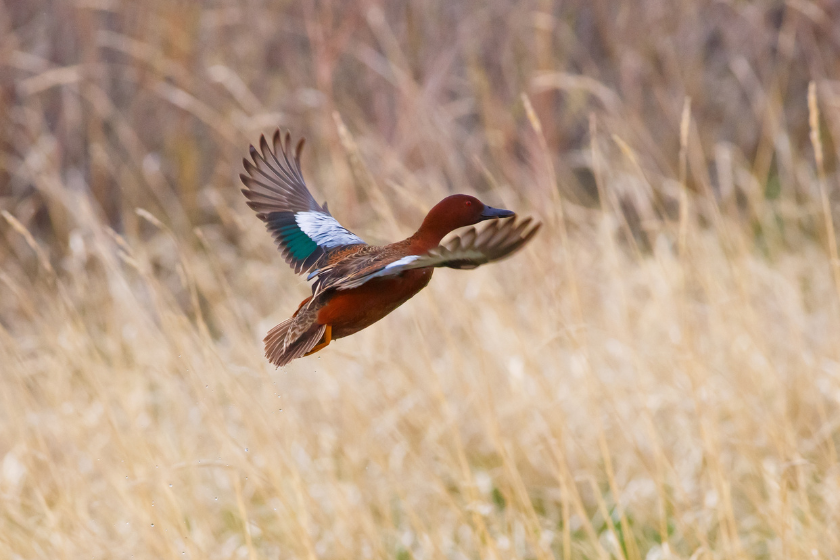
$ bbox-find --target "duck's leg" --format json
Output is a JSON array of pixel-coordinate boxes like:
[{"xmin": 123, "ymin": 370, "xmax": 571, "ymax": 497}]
[{"xmin": 305, "ymin": 324, "xmax": 332, "ymax": 356}]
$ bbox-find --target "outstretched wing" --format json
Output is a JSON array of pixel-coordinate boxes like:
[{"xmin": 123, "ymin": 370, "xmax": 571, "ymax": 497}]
[
  {"xmin": 313, "ymin": 217, "xmax": 541, "ymax": 292},
  {"xmin": 240, "ymin": 130, "xmax": 365, "ymax": 274}
]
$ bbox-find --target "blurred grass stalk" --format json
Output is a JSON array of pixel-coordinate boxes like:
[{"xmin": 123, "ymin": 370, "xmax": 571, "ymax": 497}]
[{"xmin": 2, "ymin": 0, "xmax": 840, "ymax": 558}]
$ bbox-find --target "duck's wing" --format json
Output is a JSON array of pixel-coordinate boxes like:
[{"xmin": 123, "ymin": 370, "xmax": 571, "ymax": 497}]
[
  {"xmin": 307, "ymin": 244, "xmax": 403, "ymax": 297},
  {"xmin": 240, "ymin": 130, "xmax": 366, "ymax": 274},
  {"xmin": 313, "ymin": 217, "xmax": 541, "ymax": 292}
]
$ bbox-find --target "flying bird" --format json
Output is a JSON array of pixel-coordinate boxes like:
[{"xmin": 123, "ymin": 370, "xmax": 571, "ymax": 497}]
[{"xmin": 240, "ymin": 130, "xmax": 541, "ymax": 366}]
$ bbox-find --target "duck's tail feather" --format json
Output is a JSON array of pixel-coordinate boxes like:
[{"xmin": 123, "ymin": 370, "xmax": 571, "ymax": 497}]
[{"xmin": 264, "ymin": 318, "xmax": 326, "ymax": 368}]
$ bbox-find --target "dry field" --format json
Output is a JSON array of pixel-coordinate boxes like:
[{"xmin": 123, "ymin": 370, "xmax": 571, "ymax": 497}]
[{"xmin": 2, "ymin": 1, "xmax": 840, "ymax": 558}]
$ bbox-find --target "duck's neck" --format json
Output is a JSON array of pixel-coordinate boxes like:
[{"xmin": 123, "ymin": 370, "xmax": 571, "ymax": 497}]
[{"xmin": 407, "ymin": 216, "xmax": 454, "ymax": 254}]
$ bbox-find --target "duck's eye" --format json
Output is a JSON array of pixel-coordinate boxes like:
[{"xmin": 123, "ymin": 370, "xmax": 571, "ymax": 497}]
[{"xmin": 465, "ymin": 201, "xmax": 472, "ymax": 207}]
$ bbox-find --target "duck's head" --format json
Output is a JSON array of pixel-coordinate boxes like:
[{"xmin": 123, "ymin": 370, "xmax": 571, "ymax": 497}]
[{"xmin": 413, "ymin": 194, "xmax": 515, "ymax": 249}]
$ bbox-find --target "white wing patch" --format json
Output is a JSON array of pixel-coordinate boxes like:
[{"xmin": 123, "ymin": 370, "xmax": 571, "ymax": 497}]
[
  {"xmin": 351, "ymin": 255, "xmax": 421, "ymax": 281},
  {"xmin": 330, "ymin": 255, "xmax": 422, "ymax": 289},
  {"xmin": 382, "ymin": 255, "xmax": 421, "ymax": 271},
  {"xmin": 295, "ymin": 211, "xmax": 365, "ymax": 248}
]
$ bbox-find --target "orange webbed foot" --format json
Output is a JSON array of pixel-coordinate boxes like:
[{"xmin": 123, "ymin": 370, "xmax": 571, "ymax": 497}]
[{"xmin": 305, "ymin": 325, "xmax": 332, "ymax": 356}]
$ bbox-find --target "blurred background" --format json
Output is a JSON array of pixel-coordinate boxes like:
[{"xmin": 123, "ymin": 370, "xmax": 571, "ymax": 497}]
[{"xmin": 2, "ymin": 0, "xmax": 840, "ymax": 558}]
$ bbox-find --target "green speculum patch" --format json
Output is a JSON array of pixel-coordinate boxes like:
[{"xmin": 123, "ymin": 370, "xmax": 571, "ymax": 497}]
[{"xmin": 280, "ymin": 226, "xmax": 318, "ymax": 259}]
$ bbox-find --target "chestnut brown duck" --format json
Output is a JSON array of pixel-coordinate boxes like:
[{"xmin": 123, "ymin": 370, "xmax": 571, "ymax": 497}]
[{"xmin": 240, "ymin": 130, "xmax": 541, "ymax": 367}]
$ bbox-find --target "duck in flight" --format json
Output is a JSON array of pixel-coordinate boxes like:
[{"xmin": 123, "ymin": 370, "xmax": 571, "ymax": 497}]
[{"xmin": 240, "ymin": 130, "xmax": 541, "ymax": 366}]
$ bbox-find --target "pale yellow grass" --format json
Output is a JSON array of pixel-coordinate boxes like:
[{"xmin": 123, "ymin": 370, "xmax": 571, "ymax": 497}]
[
  {"xmin": 3, "ymin": 1, "xmax": 840, "ymax": 559},
  {"xmin": 3, "ymin": 174, "xmax": 840, "ymax": 558}
]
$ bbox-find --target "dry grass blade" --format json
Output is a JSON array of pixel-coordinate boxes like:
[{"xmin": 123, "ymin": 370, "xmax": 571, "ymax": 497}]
[
  {"xmin": 1, "ymin": 210, "xmax": 55, "ymax": 276},
  {"xmin": 809, "ymin": 81, "xmax": 840, "ymax": 306},
  {"xmin": 678, "ymin": 96, "xmax": 692, "ymax": 255}
]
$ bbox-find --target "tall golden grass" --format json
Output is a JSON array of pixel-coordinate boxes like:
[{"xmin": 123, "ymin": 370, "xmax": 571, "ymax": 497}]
[{"xmin": 2, "ymin": 1, "xmax": 840, "ymax": 558}]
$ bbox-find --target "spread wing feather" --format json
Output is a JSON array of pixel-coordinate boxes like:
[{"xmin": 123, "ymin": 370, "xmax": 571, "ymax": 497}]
[
  {"xmin": 311, "ymin": 217, "xmax": 540, "ymax": 293},
  {"xmin": 240, "ymin": 130, "xmax": 365, "ymax": 274}
]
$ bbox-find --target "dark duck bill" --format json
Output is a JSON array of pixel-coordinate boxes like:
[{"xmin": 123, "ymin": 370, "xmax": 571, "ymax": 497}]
[{"xmin": 479, "ymin": 205, "xmax": 515, "ymax": 221}]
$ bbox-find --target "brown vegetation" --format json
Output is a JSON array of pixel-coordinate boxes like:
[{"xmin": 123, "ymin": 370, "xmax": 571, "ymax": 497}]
[{"xmin": 2, "ymin": 1, "xmax": 840, "ymax": 558}]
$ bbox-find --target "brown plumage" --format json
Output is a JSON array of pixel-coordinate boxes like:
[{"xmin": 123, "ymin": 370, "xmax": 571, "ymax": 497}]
[{"xmin": 240, "ymin": 129, "xmax": 541, "ymax": 367}]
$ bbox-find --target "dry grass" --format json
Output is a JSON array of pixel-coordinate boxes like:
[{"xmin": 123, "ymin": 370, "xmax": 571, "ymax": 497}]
[{"xmin": 2, "ymin": 1, "xmax": 840, "ymax": 558}]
